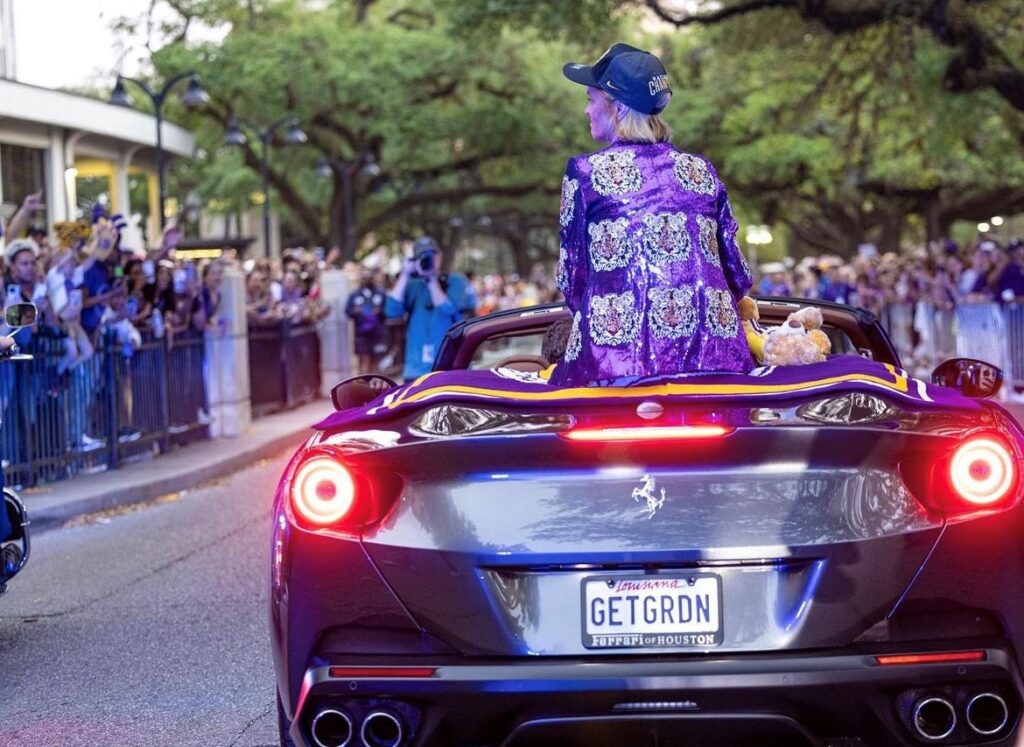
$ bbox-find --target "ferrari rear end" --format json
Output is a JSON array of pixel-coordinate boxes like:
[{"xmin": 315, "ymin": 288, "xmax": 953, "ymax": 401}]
[{"xmin": 271, "ymin": 394, "xmax": 1024, "ymax": 747}]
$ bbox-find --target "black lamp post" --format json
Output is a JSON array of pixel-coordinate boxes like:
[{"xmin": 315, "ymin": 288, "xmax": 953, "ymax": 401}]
[
  {"xmin": 316, "ymin": 154, "xmax": 381, "ymax": 260},
  {"xmin": 224, "ymin": 116, "xmax": 308, "ymax": 257},
  {"xmin": 109, "ymin": 73, "xmax": 209, "ymax": 228}
]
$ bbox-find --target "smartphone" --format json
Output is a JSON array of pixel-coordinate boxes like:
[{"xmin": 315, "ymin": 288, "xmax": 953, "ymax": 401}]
[
  {"xmin": 173, "ymin": 269, "xmax": 187, "ymax": 295},
  {"xmin": 143, "ymin": 260, "xmax": 155, "ymax": 282},
  {"xmin": 71, "ymin": 289, "xmax": 83, "ymax": 307},
  {"xmin": 6, "ymin": 284, "xmax": 21, "ymax": 304},
  {"xmin": 113, "ymin": 265, "xmax": 124, "ymax": 279}
]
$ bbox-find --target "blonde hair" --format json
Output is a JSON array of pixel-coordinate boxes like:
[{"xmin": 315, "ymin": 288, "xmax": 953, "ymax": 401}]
[{"xmin": 601, "ymin": 90, "xmax": 672, "ymax": 144}]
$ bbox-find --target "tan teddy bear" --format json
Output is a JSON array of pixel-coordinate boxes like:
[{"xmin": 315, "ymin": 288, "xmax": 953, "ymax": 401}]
[{"xmin": 762, "ymin": 307, "xmax": 832, "ymax": 366}]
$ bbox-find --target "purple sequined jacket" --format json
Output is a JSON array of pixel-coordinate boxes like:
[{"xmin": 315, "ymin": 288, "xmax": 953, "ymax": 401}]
[{"xmin": 550, "ymin": 141, "xmax": 754, "ymax": 386}]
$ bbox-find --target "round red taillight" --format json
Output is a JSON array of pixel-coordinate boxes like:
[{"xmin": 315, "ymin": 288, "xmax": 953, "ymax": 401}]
[
  {"xmin": 949, "ymin": 437, "xmax": 1017, "ymax": 506},
  {"xmin": 291, "ymin": 455, "xmax": 356, "ymax": 526}
]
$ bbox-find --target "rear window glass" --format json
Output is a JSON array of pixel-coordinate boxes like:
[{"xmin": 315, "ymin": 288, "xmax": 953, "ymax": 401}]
[
  {"xmin": 468, "ymin": 322, "xmax": 862, "ymax": 369},
  {"xmin": 470, "ymin": 331, "xmax": 548, "ymax": 369}
]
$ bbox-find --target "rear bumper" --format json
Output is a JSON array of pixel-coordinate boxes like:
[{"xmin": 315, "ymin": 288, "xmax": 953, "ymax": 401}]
[{"xmin": 289, "ymin": 644, "xmax": 1023, "ymax": 746}]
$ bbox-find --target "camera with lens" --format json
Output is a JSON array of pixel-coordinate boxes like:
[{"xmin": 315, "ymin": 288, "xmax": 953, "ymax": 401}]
[{"xmin": 416, "ymin": 249, "xmax": 436, "ymax": 275}]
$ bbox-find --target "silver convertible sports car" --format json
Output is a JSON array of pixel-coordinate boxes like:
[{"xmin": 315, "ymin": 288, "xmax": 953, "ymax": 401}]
[{"xmin": 272, "ymin": 297, "xmax": 1024, "ymax": 747}]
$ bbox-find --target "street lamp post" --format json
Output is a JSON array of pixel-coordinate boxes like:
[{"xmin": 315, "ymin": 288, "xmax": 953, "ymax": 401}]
[
  {"xmin": 224, "ymin": 117, "xmax": 308, "ymax": 257},
  {"xmin": 109, "ymin": 73, "xmax": 209, "ymax": 228},
  {"xmin": 316, "ymin": 155, "xmax": 381, "ymax": 260}
]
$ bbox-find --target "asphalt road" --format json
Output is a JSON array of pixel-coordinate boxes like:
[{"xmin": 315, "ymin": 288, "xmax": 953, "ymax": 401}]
[{"xmin": 0, "ymin": 453, "xmax": 289, "ymax": 747}]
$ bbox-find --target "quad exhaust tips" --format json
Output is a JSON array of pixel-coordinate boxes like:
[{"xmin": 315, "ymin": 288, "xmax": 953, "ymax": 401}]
[
  {"xmin": 310, "ymin": 708, "xmax": 353, "ymax": 747},
  {"xmin": 966, "ymin": 692, "xmax": 1009, "ymax": 737},
  {"xmin": 912, "ymin": 697, "xmax": 957, "ymax": 741},
  {"xmin": 361, "ymin": 709, "xmax": 405, "ymax": 747}
]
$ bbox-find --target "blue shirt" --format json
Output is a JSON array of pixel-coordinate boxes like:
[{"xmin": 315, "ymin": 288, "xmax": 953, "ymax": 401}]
[
  {"xmin": 81, "ymin": 263, "xmax": 113, "ymax": 334},
  {"xmin": 385, "ymin": 273, "xmax": 474, "ymax": 380}
]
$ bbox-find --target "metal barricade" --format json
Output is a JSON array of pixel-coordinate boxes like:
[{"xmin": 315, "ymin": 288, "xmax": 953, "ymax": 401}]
[
  {"xmin": 1004, "ymin": 303, "xmax": 1024, "ymax": 393},
  {"xmin": 283, "ymin": 323, "xmax": 321, "ymax": 408},
  {"xmin": 248, "ymin": 320, "xmax": 322, "ymax": 417},
  {"xmin": 1, "ymin": 326, "xmax": 209, "ymax": 489},
  {"xmin": 879, "ymin": 302, "xmax": 915, "ymax": 367},
  {"xmin": 954, "ymin": 302, "xmax": 1012, "ymax": 386}
]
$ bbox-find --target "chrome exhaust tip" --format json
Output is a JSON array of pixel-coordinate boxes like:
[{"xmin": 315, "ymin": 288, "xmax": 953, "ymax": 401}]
[
  {"xmin": 912, "ymin": 696, "xmax": 957, "ymax": 741},
  {"xmin": 361, "ymin": 709, "xmax": 404, "ymax": 747},
  {"xmin": 966, "ymin": 692, "xmax": 1009, "ymax": 736},
  {"xmin": 310, "ymin": 707, "xmax": 353, "ymax": 747}
]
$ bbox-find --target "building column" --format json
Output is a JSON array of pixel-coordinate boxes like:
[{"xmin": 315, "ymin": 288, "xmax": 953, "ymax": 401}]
[
  {"xmin": 46, "ymin": 129, "xmax": 68, "ymax": 223},
  {"xmin": 204, "ymin": 266, "xmax": 252, "ymax": 437},
  {"xmin": 317, "ymin": 269, "xmax": 354, "ymax": 397},
  {"xmin": 113, "ymin": 146, "xmax": 139, "ymax": 217}
]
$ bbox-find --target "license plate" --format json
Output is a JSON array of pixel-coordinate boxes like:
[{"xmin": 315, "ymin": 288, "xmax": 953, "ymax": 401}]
[{"xmin": 581, "ymin": 574, "xmax": 722, "ymax": 649}]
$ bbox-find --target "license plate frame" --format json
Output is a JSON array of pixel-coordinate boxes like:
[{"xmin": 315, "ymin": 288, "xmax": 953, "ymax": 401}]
[{"xmin": 580, "ymin": 573, "xmax": 723, "ymax": 650}]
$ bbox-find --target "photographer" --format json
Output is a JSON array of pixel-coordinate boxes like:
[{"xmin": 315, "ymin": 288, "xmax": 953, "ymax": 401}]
[{"xmin": 385, "ymin": 236, "xmax": 475, "ymax": 381}]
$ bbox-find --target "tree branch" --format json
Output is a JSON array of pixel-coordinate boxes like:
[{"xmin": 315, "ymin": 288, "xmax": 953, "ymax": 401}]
[{"xmin": 361, "ymin": 183, "xmax": 542, "ymax": 236}]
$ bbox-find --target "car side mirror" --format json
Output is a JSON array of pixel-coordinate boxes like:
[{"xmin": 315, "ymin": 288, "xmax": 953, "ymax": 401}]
[
  {"xmin": 4, "ymin": 303, "xmax": 37, "ymax": 330},
  {"xmin": 330, "ymin": 374, "xmax": 398, "ymax": 410},
  {"xmin": 931, "ymin": 358, "xmax": 1003, "ymax": 399}
]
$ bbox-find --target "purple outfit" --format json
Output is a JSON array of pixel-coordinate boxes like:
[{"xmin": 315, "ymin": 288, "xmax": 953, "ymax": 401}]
[{"xmin": 551, "ymin": 142, "xmax": 754, "ymax": 386}]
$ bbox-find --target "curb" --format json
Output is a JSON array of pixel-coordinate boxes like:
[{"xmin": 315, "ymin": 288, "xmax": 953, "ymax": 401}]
[{"xmin": 28, "ymin": 424, "xmax": 312, "ymax": 533}]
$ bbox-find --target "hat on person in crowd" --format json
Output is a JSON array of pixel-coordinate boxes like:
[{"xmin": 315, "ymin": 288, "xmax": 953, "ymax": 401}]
[
  {"xmin": 563, "ymin": 42, "xmax": 672, "ymax": 115},
  {"xmin": 412, "ymin": 236, "xmax": 440, "ymax": 258},
  {"xmin": 4, "ymin": 238, "xmax": 39, "ymax": 265},
  {"xmin": 760, "ymin": 261, "xmax": 786, "ymax": 275},
  {"xmin": 980, "ymin": 240, "xmax": 998, "ymax": 252}
]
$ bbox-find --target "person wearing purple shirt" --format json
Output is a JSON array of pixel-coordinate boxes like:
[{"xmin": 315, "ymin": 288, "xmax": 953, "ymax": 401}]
[{"xmin": 552, "ymin": 43, "xmax": 753, "ymax": 387}]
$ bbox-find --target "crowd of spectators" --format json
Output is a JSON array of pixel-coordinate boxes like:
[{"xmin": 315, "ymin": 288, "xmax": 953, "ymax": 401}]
[
  {"xmin": 751, "ymin": 236, "xmax": 1024, "ymax": 316},
  {"xmin": 0, "ymin": 193, "xmax": 229, "ymax": 450},
  {"xmin": 243, "ymin": 249, "xmax": 331, "ymax": 328}
]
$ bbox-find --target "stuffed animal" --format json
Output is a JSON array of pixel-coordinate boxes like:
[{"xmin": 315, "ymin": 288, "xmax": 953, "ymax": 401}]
[
  {"xmin": 762, "ymin": 307, "xmax": 832, "ymax": 366},
  {"xmin": 738, "ymin": 296, "xmax": 767, "ymax": 364}
]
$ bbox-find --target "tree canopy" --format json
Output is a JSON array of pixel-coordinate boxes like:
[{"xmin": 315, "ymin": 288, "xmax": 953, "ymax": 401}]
[{"xmin": 131, "ymin": 0, "xmax": 1024, "ymax": 264}]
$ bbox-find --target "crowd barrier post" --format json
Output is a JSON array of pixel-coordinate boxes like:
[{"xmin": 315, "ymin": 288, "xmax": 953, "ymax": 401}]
[
  {"xmin": 204, "ymin": 266, "xmax": 252, "ymax": 437},
  {"xmin": 317, "ymin": 269, "xmax": 353, "ymax": 397}
]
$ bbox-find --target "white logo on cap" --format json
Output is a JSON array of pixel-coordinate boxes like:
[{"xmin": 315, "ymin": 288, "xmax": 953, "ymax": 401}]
[{"xmin": 649, "ymin": 75, "xmax": 670, "ymax": 96}]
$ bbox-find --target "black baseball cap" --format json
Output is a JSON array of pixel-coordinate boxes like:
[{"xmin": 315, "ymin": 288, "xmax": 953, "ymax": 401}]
[{"xmin": 563, "ymin": 43, "xmax": 672, "ymax": 115}]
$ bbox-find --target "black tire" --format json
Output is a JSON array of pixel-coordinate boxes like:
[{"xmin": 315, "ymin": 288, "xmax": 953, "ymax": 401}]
[{"xmin": 277, "ymin": 693, "xmax": 298, "ymax": 747}]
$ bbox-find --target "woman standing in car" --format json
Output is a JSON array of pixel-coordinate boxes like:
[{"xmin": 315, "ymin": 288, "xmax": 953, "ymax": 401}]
[{"xmin": 553, "ymin": 43, "xmax": 753, "ymax": 386}]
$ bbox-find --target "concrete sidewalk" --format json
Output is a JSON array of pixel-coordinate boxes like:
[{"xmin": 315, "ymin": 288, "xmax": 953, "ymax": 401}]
[{"xmin": 23, "ymin": 399, "xmax": 334, "ymax": 532}]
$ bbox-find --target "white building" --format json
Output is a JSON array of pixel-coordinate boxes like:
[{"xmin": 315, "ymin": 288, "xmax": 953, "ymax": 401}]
[{"xmin": 0, "ymin": 0, "xmax": 194, "ymax": 246}]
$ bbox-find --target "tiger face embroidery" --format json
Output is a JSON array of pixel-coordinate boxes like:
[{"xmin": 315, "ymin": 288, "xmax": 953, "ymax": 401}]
[
  {"xmin": 590, "ymin": 291, "xmax": 639, "ymax": 346},
  {"xmin": 648, "ymin": 286, "xmax": 697, "ymax": 339},
  {"xmin": 640, "ymin": 212, "xmax": 691, "ymax": 265},
  {"xmin": 671, "ymin": 153, "xmax": 716, "ymax": 196},
  {"xmin": 559, "ymin": 177, "xmax": 579, "ymax": 228},
  {"xmin": 588, "ymin": 218, "xmax": 632, "ymax": 272},
  {"xmin": 704, "ymin": 288, "xmax": 739, "ymax": 338},
  {"xmin": 697, "ymin": 216, "xmax": 721, "ymax": 267},
  {"xmin": 589, "ymin": 151, "xmax": 643, "ymax": 196},
  {"xmin": 564, "ymin": 311, "xmax": 582, "ymax": 362}
]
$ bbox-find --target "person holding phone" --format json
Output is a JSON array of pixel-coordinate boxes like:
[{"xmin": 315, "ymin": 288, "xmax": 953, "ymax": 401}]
[
  {"xmin": 385, "ymin": 236, "xmax": 475, "ymax": 381},
  {"xmin": 3, "ymin": 239, "xmax": 51, "ymax": 344}
]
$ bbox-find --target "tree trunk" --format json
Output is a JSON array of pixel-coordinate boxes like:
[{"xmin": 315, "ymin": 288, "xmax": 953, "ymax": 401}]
[{"xmin": 877, "ymin": 209, "xmax": 904, "ymax": 254}]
